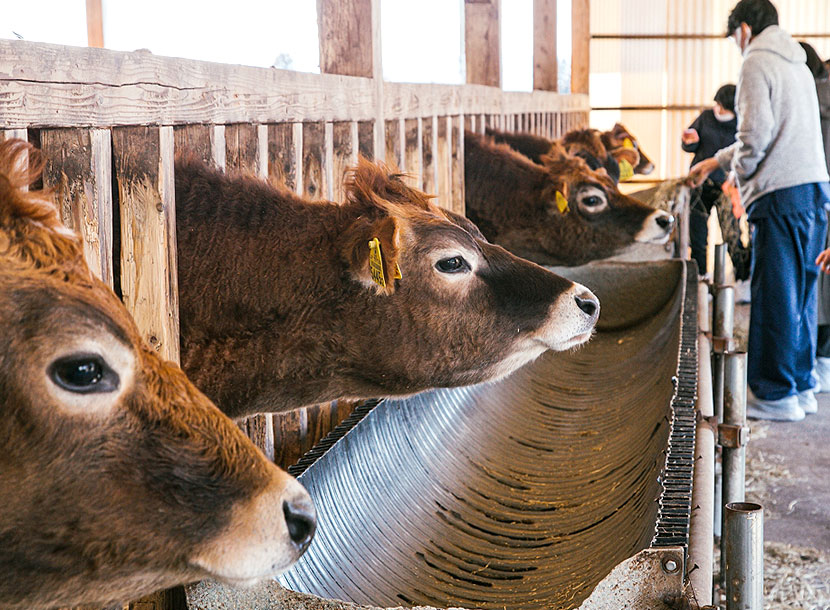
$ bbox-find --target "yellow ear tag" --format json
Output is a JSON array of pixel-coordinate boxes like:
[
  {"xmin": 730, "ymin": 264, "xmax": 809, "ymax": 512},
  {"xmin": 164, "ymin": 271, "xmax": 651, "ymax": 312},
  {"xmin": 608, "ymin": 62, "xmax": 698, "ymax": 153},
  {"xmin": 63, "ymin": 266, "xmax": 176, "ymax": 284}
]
[
  {"xmin": 393, "ymin": 263, "xmax": 403, "ymax": 280},
  {"xmin": 368, "ymin": 238, "xmax": 386, "ymax": 288},
  {"xmin": 622, "ymin": 137, "xmax": 635, "ymax": 150},
  {"xmin": 555, "ymin": 190, "xmax": 570, "ymax": 214},
  {"xmin": 619, "ymin": 159, "xmax": 634, "ymax": 181}
]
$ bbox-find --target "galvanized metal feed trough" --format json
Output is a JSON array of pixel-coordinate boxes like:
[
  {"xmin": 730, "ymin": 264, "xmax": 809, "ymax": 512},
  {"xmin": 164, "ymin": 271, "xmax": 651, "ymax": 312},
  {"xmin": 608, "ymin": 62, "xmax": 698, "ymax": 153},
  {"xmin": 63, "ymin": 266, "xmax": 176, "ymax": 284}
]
[{"xmin": 188, "ymin": 260, "xmax": 698, "ymax": 610}]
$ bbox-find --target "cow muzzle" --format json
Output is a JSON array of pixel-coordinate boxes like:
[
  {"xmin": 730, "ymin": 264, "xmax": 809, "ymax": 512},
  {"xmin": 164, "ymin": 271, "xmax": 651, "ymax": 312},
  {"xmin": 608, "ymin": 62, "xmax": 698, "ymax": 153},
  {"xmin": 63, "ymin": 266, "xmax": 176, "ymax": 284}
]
[
  {"xmin": 538, "ymin": 282, "xmax": 600, "ymax": 351},
  {"xmin": 636, "ymin": 210, "xmax": 674, "ymax": 244}
]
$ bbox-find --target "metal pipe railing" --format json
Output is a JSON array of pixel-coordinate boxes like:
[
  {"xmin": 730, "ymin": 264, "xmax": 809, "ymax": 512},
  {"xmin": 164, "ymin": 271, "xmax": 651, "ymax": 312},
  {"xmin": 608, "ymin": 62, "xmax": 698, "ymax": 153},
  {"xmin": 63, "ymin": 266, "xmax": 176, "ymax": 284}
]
[{"xmin": 724, "ymin": 502, "xmax": 764, "ymax": 610}]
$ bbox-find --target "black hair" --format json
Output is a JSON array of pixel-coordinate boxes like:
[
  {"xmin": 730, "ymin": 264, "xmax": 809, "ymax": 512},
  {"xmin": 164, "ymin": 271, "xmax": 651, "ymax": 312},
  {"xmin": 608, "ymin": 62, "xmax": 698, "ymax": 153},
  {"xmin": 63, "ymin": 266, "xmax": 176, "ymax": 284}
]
[
  {"xmin": 799, "ymin": 41, "xmax": 830, "ymax": 79},
  {"xmin": 713, "ymin": 84, "xmax": 737, "ymax": 112},
  {"xmin": 725, "ymin": 0, "xmax": 779, "ymax": 37}
]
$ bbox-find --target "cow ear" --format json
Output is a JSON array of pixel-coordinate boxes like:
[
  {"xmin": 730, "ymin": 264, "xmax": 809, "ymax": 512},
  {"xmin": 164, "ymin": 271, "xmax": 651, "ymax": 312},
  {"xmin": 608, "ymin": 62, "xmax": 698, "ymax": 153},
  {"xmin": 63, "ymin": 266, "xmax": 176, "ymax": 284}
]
[{"xmin": 341, "ymin": 214, "xmax": 402, "ymax": 295}]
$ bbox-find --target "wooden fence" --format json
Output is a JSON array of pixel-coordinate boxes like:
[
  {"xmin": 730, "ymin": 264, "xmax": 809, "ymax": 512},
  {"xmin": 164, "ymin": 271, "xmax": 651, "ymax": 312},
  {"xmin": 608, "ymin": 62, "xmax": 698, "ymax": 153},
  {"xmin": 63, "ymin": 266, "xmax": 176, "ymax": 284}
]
[{"xmin": 0, "ymin": 37, "xmax": 589, "ymax": 474}]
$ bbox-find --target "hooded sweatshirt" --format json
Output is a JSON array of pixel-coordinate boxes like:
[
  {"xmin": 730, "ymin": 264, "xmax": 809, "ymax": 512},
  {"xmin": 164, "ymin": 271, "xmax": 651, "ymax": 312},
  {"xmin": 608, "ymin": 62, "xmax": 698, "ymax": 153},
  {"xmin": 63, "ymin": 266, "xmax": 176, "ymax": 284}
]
[{"xmin": 714, "ymin": 25, "xmax": 830, "ymax": 209}]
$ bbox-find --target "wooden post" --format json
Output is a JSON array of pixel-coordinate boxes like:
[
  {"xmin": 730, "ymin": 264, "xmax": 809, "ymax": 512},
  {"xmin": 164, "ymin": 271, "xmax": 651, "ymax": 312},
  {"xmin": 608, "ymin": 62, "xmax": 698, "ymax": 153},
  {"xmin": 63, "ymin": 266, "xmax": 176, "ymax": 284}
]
[
  {"xmin": 571, "ymin": 0, "xmax": 590, "ymax": 94},
  {"xmin": 86, "ymin": 0, "xmax": 104, "ymax": 48},
  {"xmin": 112, "ymin": 126, "xmax": 180, "ymax": 364},
  {"xmin": 465, "ymin": 0, "xmax": 501, "ymax": 87},
  {"xmin": 534, "ymin": 0, "xmax": 558, "ymax": 91},
  {"xmin": 224, "ymin": 123, "xmax": 258, "ymax": 174}
]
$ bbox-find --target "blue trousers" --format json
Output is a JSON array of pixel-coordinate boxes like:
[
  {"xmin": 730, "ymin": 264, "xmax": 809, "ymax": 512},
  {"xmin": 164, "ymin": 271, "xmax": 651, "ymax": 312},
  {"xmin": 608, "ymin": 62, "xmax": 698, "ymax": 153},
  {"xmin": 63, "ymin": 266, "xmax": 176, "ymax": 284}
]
[{"xmin": 747, "ymin": 183, "xmax": 830, "ymax": 400}]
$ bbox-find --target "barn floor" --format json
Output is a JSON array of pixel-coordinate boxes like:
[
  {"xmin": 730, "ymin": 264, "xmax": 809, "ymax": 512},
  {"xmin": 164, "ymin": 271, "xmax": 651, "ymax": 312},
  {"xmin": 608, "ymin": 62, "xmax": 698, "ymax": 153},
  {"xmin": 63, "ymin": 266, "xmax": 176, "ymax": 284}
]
[{"xmin": 731, "ymin": 303, "xmax": 830, "ymax": 607}]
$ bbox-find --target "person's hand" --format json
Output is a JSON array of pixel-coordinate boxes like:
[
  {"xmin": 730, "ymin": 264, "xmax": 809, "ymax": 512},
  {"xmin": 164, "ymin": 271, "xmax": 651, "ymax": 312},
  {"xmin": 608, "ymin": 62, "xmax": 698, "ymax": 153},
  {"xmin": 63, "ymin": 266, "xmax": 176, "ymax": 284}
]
[
  {"xmin": 686, "ymin": 157, "xmax": 720, "ymax": 187},
  {"xmin": 817, "ymin": 248, "xmax": 830, "ymax": 274},
  {"xmin": 682, "ymin": 129, "xmax": 700, "ymax": 145},
  {"xmin": 722, "ymin": 174, "xmax": 744, "ymax": 218}
]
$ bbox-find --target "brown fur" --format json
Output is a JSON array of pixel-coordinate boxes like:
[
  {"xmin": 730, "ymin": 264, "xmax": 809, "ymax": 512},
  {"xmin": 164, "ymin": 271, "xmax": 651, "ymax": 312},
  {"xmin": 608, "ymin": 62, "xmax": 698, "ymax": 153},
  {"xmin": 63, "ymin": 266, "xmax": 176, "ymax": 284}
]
[
  {"xmin": 464, "ymin": 131, "xmax": 667, "ymax": 266},
  {"xmin": 174, "ymin": 157, "xmax": 596, "ymax": 419},
  {"xmin": 0, "ymin": 140, "xmax": 313, "ymax": 608},
  {"xmin": 600, "ymin": 123, "xmax": 655, "ymax": 175}
]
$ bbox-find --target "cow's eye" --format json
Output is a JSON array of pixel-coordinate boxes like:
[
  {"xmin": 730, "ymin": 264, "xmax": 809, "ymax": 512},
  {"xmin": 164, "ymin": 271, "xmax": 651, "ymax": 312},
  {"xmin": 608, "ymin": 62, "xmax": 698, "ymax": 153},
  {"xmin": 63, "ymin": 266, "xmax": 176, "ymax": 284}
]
[
  {"xmin": 49, "ymin": 354, "xmax": 119, "ymax": 394},
  {"xmin": 577, "ymin": 187, "xmax": 609, "ymax": 215},
  {"xmin": 435, "ymin": 256, "xmax": 470, "ymax": 273}
]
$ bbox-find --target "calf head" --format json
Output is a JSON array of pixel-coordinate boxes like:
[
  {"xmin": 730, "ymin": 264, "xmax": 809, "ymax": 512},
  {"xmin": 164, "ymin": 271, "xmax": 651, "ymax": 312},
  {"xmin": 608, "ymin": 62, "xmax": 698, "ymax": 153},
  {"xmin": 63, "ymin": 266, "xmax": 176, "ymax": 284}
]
[
  {"xmin": 600, "ymin": 123, "xmax": 655, "ymax": 175},
  {"xmin": 464, "ymin": 133, "xmax": 674, "ymax": 266},
  {"xmin": 336, "ymin": 160, "xmax": 601, "ymax": 392},
  {"xmin": 0, "ymin": 140, "xmax": 315, "ymax": 609},
  {"xmin": 560, "ymin": 128, "xmax": 639, "ymax": 183}
]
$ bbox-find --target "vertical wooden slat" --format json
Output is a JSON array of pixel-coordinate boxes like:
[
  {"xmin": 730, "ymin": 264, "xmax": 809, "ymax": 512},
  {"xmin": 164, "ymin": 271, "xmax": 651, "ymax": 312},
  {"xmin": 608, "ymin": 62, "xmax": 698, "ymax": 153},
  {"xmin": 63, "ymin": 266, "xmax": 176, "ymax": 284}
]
[
  {"xmin": 324, "ymin": 122, "xmax": 335, "ymax": 201},
  {"xmin": 385, "ymin": 118, "xmax": 402, "ymax": 170},
  {"xmin": 272, "ymin": 409, "xmax": 308, "ymax": 470},
  {"xmin": 211, "ymin": 125, "xmax": 226, "ymax": 170},
  {"xmin": 40, "ymin": 128, "xmax": 113, "ymax": 287},
  {"xmin": 533, "ymin": 0, "xmax": 558, "ymax": 91},
  {"xmin": 478, "ymin": 114, "xmax": 486, "ymax": 134},
  {"xmin": 403, "ymin": 118, "xmax": 421, "ymax": 189},
  {"xmin": 266, "ymin": 123, "xmax": 299, "ymax": 191},
  {"xmin": 112, "ymin": 125, "xmax": 180, "ymax": 363},
  {"xmin": 357, "ymin": 120, "xmax": 374, "ymax": 160},
  {"xmin": 224, "ymin": 123, "xmax": 258, "ymax": 174},
  {"xmin": 466, "ymin": 114, "xmax": 475, "ymax": 133},
  {"xmin": 173, "ymin": 124, "xmax": 212, "ymax": 165},
  {"xmin": 572, "ymin": 0, "xmax": 590, "ymax": 94},
  {"xmin": 451, "ymin": 115, "xmax": 465, "ymax": 216},
  {"xmin": 85, "ymin": 0, "xmax": 104, "ymax": 48},
  {"xmin": 332, "ymin": 121, "xmax": 357, "ymax": 202},
  {"xmin": 1, "ymin": 129, "xmax": 27, "ymax": 142},
  {"xmin": 256, "ymin": 124, "xmax": 268, "ymax": 179},
  {"xmin": 242, "ymin": 414, "xmax": 275, "ymax": 463},
  {"xmin": 465, "ymin": 0, "xmax": 501, "ymax": 87},
  {"xmin": 436, "ymin": 116, "xmax": 451, "ymax": 210},
  {"xmin": 421, "ymin": 116, "xmax": 436, "ymax": 195},
  {"xmin": 302, "ymin": 122, "xmax": 327, "ymax": 200}
]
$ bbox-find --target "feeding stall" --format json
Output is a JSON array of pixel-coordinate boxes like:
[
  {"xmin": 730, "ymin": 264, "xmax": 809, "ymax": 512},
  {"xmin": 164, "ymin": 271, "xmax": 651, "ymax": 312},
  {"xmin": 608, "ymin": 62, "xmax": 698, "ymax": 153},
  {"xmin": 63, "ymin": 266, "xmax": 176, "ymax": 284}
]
[{"xmin": 0, "ymin": 1, "xmax": 717, "ymax": 609}]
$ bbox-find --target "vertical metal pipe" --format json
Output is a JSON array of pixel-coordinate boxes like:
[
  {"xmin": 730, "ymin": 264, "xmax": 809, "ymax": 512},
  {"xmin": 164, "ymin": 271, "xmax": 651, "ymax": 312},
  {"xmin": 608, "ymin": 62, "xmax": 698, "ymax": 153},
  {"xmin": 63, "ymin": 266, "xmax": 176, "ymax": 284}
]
[
  {"xmin": 678, "ymin": 186, "xmax": 691, "ymax": 260},
  {"xmin": 721, "ymin": 351, "xmax": 748, "ymax": 587},
  {"xmin": 714, "ymin": 243, "xmax": 727, "ymax": 286},
  {"xmin": 724, "ymin": 502, "xmax": 764, "ymax": 610},
  {"xmin": 712, "ymin": 286, "xmax": 733, "ymax": 424}
]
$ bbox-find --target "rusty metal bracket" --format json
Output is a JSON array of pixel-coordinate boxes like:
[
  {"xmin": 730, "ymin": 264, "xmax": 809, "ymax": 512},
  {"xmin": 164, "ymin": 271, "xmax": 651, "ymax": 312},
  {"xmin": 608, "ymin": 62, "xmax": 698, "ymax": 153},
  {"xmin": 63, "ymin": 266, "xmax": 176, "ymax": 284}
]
[
  {"xmin": 718, "ymin": 423, "xmax": 750, "ymax": 448},
  {"xmin": 711, "ymin": 335, "xmax": 734, "ymax": 353}
]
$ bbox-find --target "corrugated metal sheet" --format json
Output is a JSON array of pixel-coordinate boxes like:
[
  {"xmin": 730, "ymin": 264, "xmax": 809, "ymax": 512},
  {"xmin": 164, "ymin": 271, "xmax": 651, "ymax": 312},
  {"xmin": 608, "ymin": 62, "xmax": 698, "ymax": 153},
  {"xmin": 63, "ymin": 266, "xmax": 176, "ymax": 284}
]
[{"xmin": 590, "ymin": 0, "xmax": 830, "ymax": 180}]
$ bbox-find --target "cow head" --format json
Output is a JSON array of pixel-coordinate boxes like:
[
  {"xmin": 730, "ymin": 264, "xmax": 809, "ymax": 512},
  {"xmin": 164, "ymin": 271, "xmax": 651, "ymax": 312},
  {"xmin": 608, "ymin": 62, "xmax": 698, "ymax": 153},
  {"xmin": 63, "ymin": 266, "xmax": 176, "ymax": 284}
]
[
  {"xmin": 601, "ymin": 123, "xmax": 655, "ymax": 175},
  {"xmin": 334, "ymin": 159, "xmax": 601, "ymax": 391},
  {"xmin": 464, "ymin": 133, "xmax": 673, "ymax": 267},
  {"xmin": 0, "ymin": 140, "xmax": 315, "ymax": 609}
]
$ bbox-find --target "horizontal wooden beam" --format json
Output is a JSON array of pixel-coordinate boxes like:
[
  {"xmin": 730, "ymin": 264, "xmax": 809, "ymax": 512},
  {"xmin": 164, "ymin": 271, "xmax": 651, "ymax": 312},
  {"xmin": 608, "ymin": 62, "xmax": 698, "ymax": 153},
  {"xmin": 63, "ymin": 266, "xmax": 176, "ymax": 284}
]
[
  {"xmin": 0, "ymin": 40, "xmax": 589, "ymax": 128},
  {"xmin": 593, "ymin": 32, "xmax": 830, "ymax": 40}
]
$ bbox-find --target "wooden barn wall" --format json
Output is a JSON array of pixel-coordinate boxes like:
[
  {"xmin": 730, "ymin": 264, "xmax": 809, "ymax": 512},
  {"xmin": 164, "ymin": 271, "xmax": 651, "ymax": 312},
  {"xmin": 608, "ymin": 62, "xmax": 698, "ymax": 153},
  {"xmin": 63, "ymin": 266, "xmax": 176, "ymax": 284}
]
[
  {"xmin": 589, "ymin": 0, "xmax": 830, "ymax": 183},
  {"xmin": 0, "ymin": 39, "xmax": 589, "ymax": 479}
]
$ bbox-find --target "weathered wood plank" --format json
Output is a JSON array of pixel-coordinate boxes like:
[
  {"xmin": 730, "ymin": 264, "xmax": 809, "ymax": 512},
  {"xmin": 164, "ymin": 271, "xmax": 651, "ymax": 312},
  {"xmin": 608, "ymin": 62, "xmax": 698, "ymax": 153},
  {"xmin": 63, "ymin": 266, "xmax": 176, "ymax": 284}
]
[
  {"xmin": 302, "ymin": 122, "xmax": 327, "ymax": 200},
  {"xmin": 257, "ymin": 124, "xmax": 268, "ymax": 179},
  {"xmin": 272, "ymin": 408, "xmax": 308, "ymax": 470},
  {"xmin": 332, "ymin": 121, "xmax": 357, "ymax": 203},
  {"xmin": 1, "ymin": 129, "xmax": 27, "ymax": 142},
  {"xmin": 40, "ymin": 128, "xmax": 114, "ymax": 287},
  {"xmin": 357, "ymin": 121, "xmax": 374, "ymax": 160},
  {"xmin": 451, "ymin": 115, "xmax": 464, "ymax": 216},
  {"xmin": 317, "ymin": 0, "xmax": 374, "ymax": 78},
  {"xmin": 243, "ymin": 414, "xmax": 275, "ymax": 463},
  {"xmin": 267, "ymin": 123, "xmax": 299, "ymax": 192},
  {"xmin": 224, "ymin": 123, "xmax": 258, "ymax": 174},
  {"xmin": 421, "ymin": 116, "xmax": 436, "ymax": 196},
  {"xmin": 86, "ymin": 0, "xmax": 104, "ymax": 48},
  {"xmin": 402, "ymin": 118, "xmax": 421, "ymax": 189},
  {"xmin": 173, "ymin": 124, "xmax": 212, "ymax": 165},
  {"xmin": 465, "ymin": 0, "xmax": 501, "ymax": 87},
  {"xmin": 533, "ymin": 0, "xmax": 558, "ymax": 92},
  {"xmin": 436, "ymin": 117, "xmax": 451, "ymax": 211},
  {"xmin": 572, "ymin": 0, "xmax": 590, "ymax": 94},
  {"xmin": 385, "ymin": 118, "xmax": 402, "ymax": 170},
  {"xmin": 112, "ymin": 126, "xmax": 180, "ymax": 363}
]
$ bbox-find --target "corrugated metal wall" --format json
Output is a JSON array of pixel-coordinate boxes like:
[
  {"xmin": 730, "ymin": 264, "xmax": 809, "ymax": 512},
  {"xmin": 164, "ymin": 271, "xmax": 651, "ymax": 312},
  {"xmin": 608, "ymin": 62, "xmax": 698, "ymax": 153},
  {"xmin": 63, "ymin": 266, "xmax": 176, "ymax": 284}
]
[{"xmin": 590, "ymin": 0, "xmax": 830, "ymax": 182}]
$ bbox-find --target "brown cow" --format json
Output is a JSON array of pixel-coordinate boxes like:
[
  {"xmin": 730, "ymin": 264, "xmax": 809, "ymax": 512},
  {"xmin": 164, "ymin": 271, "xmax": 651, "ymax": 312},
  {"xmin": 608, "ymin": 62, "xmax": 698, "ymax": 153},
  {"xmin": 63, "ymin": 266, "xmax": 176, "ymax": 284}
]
[
  {"xmin": 600, "ymin": 123, "xmax": 656, "ymax": 175},
  {"xmin": 485, "ymin": 127, "xmax": 640, "ymax": 183},
  {"xmin": 175, "ymin": 157, "xmax": 600, "ymax": 420},
  {"xmin": 0, "ymin": 139, "xmax": 316, "ymax": 609},
  {"xmin": 464, "ymin": 132, "xmax": 674, "ymax": 266}
]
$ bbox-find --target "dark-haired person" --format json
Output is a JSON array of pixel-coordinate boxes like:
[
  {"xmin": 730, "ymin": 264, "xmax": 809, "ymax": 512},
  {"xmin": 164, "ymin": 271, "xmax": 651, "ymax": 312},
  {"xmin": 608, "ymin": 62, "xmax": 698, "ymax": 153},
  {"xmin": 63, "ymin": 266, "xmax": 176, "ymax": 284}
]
[
  {"xmin": 689, "ymin": 0, "xmax": 830, "ymax": 422},
  {"xmin": 681, "ymin": 84, "xmax": 739, "ymax": 277},
  {"xmin": 801, "ymin": 41, "xmax": 830, "ymax": 394}
]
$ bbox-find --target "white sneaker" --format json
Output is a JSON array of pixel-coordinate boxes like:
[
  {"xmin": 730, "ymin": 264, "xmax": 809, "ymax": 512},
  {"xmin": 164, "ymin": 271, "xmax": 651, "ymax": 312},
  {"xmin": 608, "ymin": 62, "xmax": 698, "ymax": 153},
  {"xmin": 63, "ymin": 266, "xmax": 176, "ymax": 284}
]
[
  {"xmin": 815, "ymin": 357, "xmax": 830, "ymax": 393},
  {"xmin": 798, "ymin": 389, "xmax": 818, "ymax": 414},
  {"xmin": 746, "ymin": 390, "xmax": 805, "ymax": 422}
]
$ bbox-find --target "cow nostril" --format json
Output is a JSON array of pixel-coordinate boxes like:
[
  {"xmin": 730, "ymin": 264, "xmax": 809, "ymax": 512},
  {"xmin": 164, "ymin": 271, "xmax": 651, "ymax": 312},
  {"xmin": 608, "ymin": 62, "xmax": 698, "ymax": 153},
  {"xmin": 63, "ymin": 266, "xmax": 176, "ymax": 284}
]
[
  {"xmin": 574, "ymin": 294, "xmax": 599, "ymax": 317},
  {"xmin": 656, "ymin": 214, "xmax": 675, "ymax": 230},
  {"xmin": 283, "ymin": 499, "xmax": 316, "ymax": 550}
]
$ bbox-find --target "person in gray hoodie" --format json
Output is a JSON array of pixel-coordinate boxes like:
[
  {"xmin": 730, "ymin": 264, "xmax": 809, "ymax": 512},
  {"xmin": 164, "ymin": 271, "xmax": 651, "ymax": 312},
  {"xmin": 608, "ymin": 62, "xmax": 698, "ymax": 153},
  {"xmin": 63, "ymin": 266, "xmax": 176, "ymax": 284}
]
[{"xmin": 689, "ymin": 0, "xmax": 830, "ymax": 422}]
